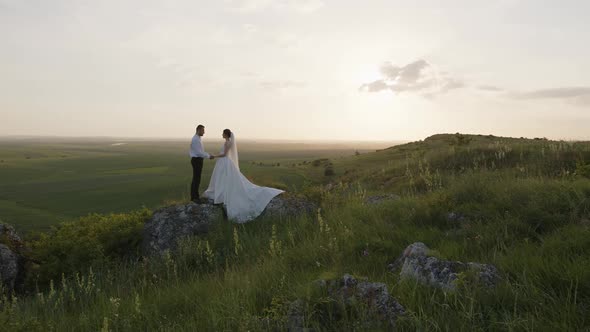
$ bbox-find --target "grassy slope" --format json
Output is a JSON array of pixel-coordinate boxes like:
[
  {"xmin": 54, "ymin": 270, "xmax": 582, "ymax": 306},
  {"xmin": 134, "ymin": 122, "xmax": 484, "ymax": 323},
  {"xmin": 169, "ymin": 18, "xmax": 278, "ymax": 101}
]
[{"xmin": 2, "ymin": 134, "xmax": 590, "ymax": 331}]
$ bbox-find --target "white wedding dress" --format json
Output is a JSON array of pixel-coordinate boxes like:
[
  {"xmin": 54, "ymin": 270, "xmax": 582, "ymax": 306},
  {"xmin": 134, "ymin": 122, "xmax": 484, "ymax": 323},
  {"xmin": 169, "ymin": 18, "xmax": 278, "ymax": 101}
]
[{"xmin": 203, "ymin": 134, "xmax": 284, "ymax": 223}]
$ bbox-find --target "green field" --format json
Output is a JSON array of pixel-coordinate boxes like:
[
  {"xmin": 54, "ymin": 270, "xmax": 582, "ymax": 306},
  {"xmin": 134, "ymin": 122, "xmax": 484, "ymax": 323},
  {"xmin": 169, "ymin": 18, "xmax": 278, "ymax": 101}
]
[{"xmin": 0, "ymin": 138, "xmax": 394, "ymax": 234}]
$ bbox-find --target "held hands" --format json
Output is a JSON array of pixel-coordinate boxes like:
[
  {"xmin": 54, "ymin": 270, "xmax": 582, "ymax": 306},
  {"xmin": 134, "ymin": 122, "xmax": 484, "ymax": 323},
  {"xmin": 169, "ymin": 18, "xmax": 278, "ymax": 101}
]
[{"xmin": 209, "ymin": 155, "xmax": 215, "ymax": 160}]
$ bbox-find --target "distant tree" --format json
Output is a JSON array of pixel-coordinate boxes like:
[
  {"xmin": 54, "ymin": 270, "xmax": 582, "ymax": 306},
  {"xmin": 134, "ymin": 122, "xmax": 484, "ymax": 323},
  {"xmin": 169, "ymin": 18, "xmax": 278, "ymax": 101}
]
[
  {"xmin": 324, "ymin": 167, "xmax": 335, "ymax": 176},
  {"xmin": 355, "ymin": 150, "xmax": 361, "ymax": 156}
]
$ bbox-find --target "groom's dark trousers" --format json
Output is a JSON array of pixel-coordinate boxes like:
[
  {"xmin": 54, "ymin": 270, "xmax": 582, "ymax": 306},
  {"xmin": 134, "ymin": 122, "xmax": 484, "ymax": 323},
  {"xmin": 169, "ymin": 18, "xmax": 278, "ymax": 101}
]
[{"xmin": 191, "ymin": 157, "xmax": 204, "ymax": 200}]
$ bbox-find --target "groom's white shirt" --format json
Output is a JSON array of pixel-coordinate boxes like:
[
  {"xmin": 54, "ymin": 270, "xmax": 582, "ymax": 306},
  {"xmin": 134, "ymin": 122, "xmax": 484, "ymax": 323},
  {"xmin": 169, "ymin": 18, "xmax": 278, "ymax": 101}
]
[{"xmin": 190, "ymin": 135, "xmax": 210, "ymax": 158}]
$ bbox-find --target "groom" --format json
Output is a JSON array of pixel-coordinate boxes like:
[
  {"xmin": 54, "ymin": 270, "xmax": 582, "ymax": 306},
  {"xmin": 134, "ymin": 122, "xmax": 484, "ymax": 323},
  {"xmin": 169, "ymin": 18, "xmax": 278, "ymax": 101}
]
[{"xmin": 190, "ymin": 125, "xmax": 214, "ymax": 203}]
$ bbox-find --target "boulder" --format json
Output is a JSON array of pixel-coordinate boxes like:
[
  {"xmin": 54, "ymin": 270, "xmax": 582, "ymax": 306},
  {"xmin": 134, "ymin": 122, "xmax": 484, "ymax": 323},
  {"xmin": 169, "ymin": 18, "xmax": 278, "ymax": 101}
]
[
  {"xmin": 389, "ymin": 242, "xmax": 500, "ymax": 291},
  {"xmin": 142, "ymin": 202, "xmax": 223, "ymax": 256},
  {"xmin": 143, "ymin": 195, "xmax": 317, "ymax": 256},
  {"xmin": 0, "ymin": 223, "xmax": 26, "ymax": 294},
  {"xmin": 288, "ymin": 274, "xmax": 405, "ymax": 331},
  {"xmin": 259, "ymin": 194, "xmax": 318, "ymax": 219}
]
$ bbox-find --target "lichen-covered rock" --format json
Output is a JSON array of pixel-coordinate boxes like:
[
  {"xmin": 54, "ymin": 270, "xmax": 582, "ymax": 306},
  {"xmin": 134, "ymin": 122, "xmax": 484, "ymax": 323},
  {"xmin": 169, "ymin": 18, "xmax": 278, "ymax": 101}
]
[
  {"xmin": 0, "ymin": 223, "xmax": 24, "ymax": 250},
  {"xmin": 142, "ymin": 202, "xmax": 224, "ymax": 256},
  {"xmin": 259, "ymin": 194, "xmax": 318, "ymax": 219},
  {"xmin": 0, "ymin": 223, "xmax": 26, "ymax": 294},
  {"xmin": 389, "ymin": 242, "xmax": 500, "ymax": 291},
  {"xmin": 143, "ymin": 195, "xmax": 316, "ymax": 256},
  {"xmin": 288, "ymin": 274, "xmax": 405, "ymax": 330}
]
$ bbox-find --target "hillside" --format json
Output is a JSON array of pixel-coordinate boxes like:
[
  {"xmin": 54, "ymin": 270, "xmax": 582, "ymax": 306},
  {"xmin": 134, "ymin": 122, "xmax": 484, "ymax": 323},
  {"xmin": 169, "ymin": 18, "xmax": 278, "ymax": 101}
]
[{"xmin": 1, "ymin": 133, "xmax": 590, "ymax": 331}]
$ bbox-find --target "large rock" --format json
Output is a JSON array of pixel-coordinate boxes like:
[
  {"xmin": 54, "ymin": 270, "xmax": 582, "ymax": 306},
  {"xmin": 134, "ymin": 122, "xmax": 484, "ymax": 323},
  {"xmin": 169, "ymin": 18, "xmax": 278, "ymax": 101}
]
[
  {"xmin": 259, "ymin": 194, "xmax": 318, "ymax": 219},
  {"xmin": 288, "ymin": 274, "xmax": 405, "ymax": 331},
  {"xmin": 142, "ymin": 203, "xmax": 223, "ymax": 256},
  {"xmin": 389, "ymin": 242, "xmax": 500, "ymax": 291},
  {"xmin": 142, "ymin": 195, "xmax": 317, "ymax": 256},
  {"xmin": 0, "ymin": 223, "xmax": 26, "ymax": 294}
]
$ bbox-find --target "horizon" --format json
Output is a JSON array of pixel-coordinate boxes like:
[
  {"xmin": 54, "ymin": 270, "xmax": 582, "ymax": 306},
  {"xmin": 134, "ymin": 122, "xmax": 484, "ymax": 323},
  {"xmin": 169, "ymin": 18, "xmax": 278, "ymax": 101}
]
[
  {"xmin": 2, "ymin": 1, "xmax": 590, "ymax": 141},
  {"xmin": 0, "ymin": 134, "xmax": 402, "ymax": 143},
  {"xmin": 1, "ymin": 132, "xmax": 588, "ymax": 143}
]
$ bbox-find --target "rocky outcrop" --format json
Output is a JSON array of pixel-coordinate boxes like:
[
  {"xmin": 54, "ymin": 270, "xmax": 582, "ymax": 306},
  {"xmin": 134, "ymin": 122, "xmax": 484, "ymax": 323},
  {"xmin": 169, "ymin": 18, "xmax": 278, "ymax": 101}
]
[
  {"xmin": 389, "ymin": 242, "xmax": 500, "ymax": 291},
  {"xmin": 0, "ymin": 223, "xmax": 27, "ymax": 294},
  {"xmin": 142, "ymin": 194, "xmax": 317, "ymax": 256},
  {"xmin": 142, "ymin": 202, "xmax": 223, "ymax": 256},
  {"xmin": 288, "ymin": 274, "xmax": 405, "ymax": 331}
]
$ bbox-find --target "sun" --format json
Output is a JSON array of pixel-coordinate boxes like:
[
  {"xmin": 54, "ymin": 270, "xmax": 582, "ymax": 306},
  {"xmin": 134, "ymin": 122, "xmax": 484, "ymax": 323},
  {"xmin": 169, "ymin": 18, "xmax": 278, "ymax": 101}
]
[{"xmin": 356, "ymin": 64, "xmax": 383, "ymax": 84}]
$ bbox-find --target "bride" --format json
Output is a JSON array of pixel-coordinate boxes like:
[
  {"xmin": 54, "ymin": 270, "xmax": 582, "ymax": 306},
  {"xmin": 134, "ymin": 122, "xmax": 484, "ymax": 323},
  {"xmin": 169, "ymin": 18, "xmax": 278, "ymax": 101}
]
[{"xmin": 203, "ymin": 129, "xmax": 284, "ymax": 223}]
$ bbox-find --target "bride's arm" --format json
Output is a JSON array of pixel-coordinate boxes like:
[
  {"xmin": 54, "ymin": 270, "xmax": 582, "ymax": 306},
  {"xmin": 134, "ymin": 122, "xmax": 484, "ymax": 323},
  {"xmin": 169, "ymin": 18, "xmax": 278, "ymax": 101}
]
[{"xmin": 214, "ymin": 141, "xmax": 231, "ymax": 158}]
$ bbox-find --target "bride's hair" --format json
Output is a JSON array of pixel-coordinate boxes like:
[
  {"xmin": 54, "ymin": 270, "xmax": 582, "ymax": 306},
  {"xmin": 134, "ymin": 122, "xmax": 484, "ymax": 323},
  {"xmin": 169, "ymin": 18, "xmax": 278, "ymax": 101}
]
[{"xmin": 223, "ymin": 129, "xmax": 232, "ymax": 139}]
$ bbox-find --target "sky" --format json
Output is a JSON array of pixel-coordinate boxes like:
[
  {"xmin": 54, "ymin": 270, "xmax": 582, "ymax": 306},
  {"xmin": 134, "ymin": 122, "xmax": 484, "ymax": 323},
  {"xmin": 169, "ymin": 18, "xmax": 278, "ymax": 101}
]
[{"xmin": 1, "ymin": 0, "xmax": 589, "ymax": 141}]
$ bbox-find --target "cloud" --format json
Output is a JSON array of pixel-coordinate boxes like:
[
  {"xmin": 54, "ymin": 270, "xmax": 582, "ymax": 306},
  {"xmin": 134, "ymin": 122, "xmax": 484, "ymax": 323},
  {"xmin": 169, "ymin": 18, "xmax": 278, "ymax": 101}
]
[
  {"xmin": 362, "ymin": 80, "xmax": 389, "ymax": 93},
  {"xmin": 440, "ymin": 79, "xmax": 465, "ymax": 93},
  {"xmin": 360, "ymin": 59, "xmax": 465, "ymax": 97},
  {"xmin": 510, "ymin": 87, "xmax": 590, "ymax": 99},
  {"xmin": 507, "ymin": 87, "xmax": 590, "ymax": 106}
]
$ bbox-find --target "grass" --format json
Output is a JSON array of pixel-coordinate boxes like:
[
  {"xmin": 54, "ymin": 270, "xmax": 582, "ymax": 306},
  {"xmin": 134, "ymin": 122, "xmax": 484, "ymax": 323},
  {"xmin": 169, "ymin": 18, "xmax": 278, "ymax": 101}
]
[{"xmin": 1, "ymin": 133, "xmax": 590, "ymax": 330}]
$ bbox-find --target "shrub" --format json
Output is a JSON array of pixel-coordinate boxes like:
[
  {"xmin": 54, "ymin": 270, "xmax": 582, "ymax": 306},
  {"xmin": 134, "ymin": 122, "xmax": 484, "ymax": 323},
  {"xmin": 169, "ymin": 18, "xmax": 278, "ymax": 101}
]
[
  {"xmin": 577, "ymin": 162, "xmax": 590, "ymax": 179},
  {"xmin": 452, "ymin": 133, "xmax": 472, "ymax": 146},
  {"xmin": 25, "ymin": 208, "xmax": 151, "ymax": 288}
]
